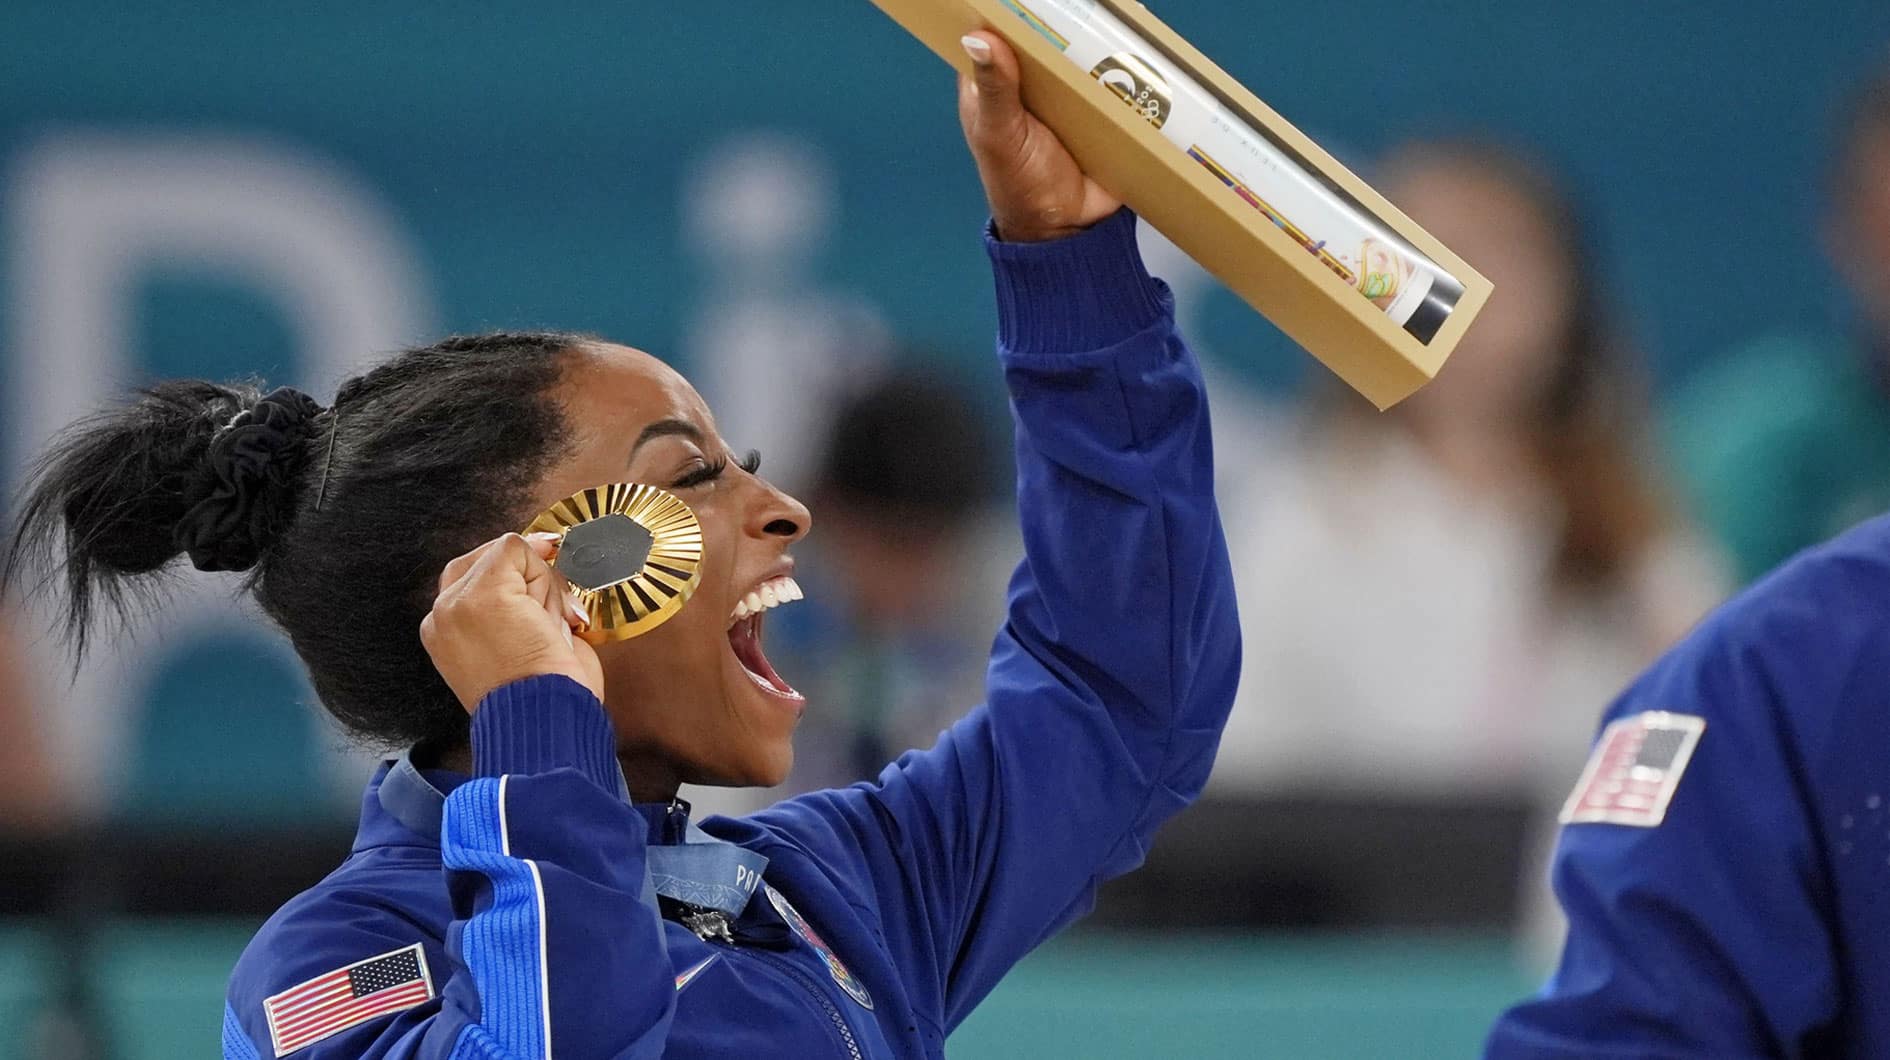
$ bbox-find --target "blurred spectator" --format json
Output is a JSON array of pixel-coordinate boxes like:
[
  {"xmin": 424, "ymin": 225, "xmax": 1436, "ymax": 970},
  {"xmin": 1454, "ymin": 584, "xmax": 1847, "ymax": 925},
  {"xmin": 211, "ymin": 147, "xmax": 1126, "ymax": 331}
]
[
  {"xmin": 0, "ymin": 605, "xmax": 65, "ymax": 833},
  {"xmin": 1210, "ymin": 141, "xmax": 1728, "ymax": 804},
  {"xmin": 1666, "ymin": 59, "xmax": 1890, "ymax": 581},
  {"xmin": 770, "ymin": 367, "xmax": 1011, "ymax": 794}
]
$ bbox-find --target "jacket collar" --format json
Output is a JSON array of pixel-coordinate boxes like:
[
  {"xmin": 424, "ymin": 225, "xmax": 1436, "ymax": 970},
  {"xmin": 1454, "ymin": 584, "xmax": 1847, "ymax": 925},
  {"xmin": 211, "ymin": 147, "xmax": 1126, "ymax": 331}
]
[
  {"xmin": 378, "ymin": 750, "xmax": 453, "ymax": 839},
  {"xmin": 353, "ymin": 748, "xmax": 675, "ymax": 852}
]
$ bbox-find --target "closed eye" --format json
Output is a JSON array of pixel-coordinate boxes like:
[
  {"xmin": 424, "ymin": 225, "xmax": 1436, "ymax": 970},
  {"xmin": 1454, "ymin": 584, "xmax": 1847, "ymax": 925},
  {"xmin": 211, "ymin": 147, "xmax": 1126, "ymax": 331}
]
[
  {"xmin": 669, "ymin": 450, "xmax": 760, "ymax": 490},
  {"xmin": 670, "ymin": 458, "xmax": 727, "ymax": 490}
]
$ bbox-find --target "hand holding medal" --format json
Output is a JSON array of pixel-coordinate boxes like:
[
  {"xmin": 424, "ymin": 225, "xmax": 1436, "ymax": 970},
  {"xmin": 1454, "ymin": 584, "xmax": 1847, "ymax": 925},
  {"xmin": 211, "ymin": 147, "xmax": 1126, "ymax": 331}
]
[
  {"xmin": 419, "ymin": 482, "xmax": 704, "ymax": 712},
  {"xmin": 419, "ymin": 529, "xmax": 606, "ymax": 712}
]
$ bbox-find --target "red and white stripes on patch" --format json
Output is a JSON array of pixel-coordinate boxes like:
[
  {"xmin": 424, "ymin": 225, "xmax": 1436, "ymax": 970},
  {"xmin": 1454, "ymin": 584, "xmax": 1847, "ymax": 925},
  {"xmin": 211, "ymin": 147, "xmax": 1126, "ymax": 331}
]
[
  {"xmin": 263, "ymin": 943, "xmax": 435, "ymax": 1056},
  {"xmin": 1559, "ymin": 711, "xmax": 1706, "ymax": 828}
]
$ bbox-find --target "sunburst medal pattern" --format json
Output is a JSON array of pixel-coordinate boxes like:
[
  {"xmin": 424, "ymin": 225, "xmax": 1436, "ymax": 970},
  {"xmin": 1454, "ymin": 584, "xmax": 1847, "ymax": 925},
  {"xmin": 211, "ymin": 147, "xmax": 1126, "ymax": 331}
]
[{"xmin": 522, "ymin": 483, "xmax": 704, "ymax": 641}]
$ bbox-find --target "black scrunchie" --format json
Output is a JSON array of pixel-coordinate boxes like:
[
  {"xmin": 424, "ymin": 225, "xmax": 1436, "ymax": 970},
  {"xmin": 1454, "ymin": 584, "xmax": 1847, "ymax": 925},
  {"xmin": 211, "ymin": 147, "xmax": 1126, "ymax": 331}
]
[{"xmin": 173, "ymin": 386, "xmax": 326, "ymax": 572}]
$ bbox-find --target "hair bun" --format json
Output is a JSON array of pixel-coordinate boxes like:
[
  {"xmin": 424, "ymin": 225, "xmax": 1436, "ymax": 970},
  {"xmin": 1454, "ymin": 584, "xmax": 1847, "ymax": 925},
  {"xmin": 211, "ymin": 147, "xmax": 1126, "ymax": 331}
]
[{"xmin": 172, "ymin": 386, "xmax": 327, "ymax": 572}]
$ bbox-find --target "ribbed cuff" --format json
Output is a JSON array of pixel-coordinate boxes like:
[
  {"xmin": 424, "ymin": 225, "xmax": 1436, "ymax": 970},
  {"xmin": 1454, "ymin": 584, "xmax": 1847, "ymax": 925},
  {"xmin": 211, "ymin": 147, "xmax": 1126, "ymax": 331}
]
[
  {"xmin": 470, "ymin": 674, "xmax": 620, "ymax": 791},
  {"xmin": 984, "ymin": 206, "xmax": 1169, "ymax": 355}
]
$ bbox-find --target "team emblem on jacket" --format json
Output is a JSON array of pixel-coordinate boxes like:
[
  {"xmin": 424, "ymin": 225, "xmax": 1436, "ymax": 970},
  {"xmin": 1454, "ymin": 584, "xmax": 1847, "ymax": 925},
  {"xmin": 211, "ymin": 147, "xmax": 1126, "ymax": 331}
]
[
  {"xmin": 764, "ymin": 884, "xmax": 874, "ymax": 1010},
  {"xmin": 262, "ymin": 943, "xmax": 435, "ymax": 1056},
  {"xmin": 1560, "ymin": 711, "xmax": 1706, "ymax": 828}
]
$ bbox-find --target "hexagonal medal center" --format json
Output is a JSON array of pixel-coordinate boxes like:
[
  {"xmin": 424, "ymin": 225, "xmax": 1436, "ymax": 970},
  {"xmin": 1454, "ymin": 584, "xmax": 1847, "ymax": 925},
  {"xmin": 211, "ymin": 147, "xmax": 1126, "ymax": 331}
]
[{"xmin": 555, "ymin": 513, "xmax": 653, "ymax": 592}]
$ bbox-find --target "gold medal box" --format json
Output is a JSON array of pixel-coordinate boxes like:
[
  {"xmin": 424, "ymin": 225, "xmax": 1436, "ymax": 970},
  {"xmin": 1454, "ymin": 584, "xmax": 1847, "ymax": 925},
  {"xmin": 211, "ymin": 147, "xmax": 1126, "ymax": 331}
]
[{"xmin": 868, "ymin": 0, "xmax": 1493, "ymax": 409}]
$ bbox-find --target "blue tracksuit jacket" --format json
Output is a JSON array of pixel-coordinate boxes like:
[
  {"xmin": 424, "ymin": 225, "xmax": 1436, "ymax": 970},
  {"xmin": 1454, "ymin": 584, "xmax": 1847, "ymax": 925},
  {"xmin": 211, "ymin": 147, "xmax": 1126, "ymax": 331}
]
[
  {"xmin": 222, "ymin": 207, "xmax": 1241, "ymax": 1059},
  {"xmin": 1487, "ymin": 512, "xmax": 1890, "ymax": 1057}
]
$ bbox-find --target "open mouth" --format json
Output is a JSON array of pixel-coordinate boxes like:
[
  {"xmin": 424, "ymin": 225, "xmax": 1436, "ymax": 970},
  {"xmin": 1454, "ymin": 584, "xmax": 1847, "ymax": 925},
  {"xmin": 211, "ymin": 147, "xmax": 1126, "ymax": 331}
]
[{"xmin": 727, "ymin": 575, "xmax": 804, "ymax": 702}]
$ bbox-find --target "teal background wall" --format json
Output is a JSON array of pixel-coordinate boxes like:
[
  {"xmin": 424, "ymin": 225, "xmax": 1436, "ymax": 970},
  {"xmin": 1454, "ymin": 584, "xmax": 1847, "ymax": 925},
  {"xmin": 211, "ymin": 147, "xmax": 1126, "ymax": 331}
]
[{"xmin": 3, "ymin": 1, "xmax": 1888, "ymax": 400}]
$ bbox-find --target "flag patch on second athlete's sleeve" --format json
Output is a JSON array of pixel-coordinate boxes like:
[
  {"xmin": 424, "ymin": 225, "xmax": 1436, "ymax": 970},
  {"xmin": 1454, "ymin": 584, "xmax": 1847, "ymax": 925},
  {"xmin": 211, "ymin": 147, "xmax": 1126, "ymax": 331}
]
[
  {"xmin": 263, "ymin": 943, "xmax": 435, "ymax": 1056},
  {"xmin": 1559, "ymin": 711, "xmax": 1706, "ymax": 828}
]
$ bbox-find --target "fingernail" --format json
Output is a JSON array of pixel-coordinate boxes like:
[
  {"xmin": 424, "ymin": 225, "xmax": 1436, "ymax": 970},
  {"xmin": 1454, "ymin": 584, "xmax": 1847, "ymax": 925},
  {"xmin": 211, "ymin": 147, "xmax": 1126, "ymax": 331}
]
[
  {"xmin": 961, "ymin": 34, "xmax": 991, "ymax": 65},
  {"xmin": 526, "ymin": 531, "xmax": 561, "ymax": 546},
  {"xmin": 565, "ymin": 592, "xmax": 589, "ymax": 629}
]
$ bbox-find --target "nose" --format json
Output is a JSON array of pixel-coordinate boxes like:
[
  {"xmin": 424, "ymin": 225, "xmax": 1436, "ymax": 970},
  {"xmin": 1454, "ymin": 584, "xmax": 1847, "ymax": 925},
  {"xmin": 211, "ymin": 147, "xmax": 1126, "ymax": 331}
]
[{"xmin": 748, "ymin": 477, "xmax": 812, "ymax": 545}]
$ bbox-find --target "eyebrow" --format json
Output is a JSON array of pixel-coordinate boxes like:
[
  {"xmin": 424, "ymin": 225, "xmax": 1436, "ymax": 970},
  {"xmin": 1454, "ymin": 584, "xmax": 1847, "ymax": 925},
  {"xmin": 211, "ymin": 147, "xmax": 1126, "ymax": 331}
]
[{"xmin": 630, "ymin": 418, "xmax": 705, "ymax": 460}]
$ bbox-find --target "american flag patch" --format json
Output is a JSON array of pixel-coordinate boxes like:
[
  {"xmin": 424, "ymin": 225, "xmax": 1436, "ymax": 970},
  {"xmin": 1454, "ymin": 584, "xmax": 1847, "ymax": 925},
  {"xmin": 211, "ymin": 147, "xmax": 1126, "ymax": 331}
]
[
  {"xmin": 1560, "ymin": 711, "xmax": 1706, "ymax": 828},
  {"xmin": 264, "ymin": 943, "xmax": 435, "ymax": 1056}
]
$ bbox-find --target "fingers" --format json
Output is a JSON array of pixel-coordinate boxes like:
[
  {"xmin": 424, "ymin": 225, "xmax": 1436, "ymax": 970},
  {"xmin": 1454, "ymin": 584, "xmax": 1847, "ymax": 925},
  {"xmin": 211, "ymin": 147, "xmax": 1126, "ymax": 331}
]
[
  {"xmin": 420, "ymin": 528, "xmax": 610, "ymax": 711},
  {"xmin": 525, "ymin": 533, "xmax": 590, "ymax": 633},
  {"xmin": 514, "ymin": 538, "xmax": 561, "ymax": 610},
  {"xmin": 542, "ymin": 580, "xmax": 574, "ymax": 648},
  {"xmin": 957, "ymin": 31, "xmax": 1025, "ymax": 150},
  {"xmin": 439, "ymin": 530, "xmax": 558, "ymax": 589},
  {"xmin": 523, "ymin": 531, "xmax": 560, "ymax": 561},
  {"xmin": 538, "ymin": 567, "xmax": 590, "ymax": 643},
  {"xmin": 436, "ymin": 543, "xmax": 486, "ymax": 595},
  {"xmin": 435, "ymin": 533, "xmax": 559, "ymax": 612},
  {"xmin": 438, "ymin": 533, "xmax": 589, "ymax": 638}
]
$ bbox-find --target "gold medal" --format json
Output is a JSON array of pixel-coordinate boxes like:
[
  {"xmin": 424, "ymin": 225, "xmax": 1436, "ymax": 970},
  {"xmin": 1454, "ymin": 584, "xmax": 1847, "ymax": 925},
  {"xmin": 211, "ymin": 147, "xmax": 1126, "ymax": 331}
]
[{"xmin": 523, "ymin": 483, "xmax": 704, "ymax": 641}]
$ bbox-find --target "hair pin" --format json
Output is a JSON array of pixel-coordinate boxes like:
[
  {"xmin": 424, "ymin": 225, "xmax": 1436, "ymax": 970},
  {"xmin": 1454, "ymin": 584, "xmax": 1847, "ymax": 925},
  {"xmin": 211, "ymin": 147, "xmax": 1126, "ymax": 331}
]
[{"xmin": 314, "ymin": 410, "xmax": 340, "ymax": 513}]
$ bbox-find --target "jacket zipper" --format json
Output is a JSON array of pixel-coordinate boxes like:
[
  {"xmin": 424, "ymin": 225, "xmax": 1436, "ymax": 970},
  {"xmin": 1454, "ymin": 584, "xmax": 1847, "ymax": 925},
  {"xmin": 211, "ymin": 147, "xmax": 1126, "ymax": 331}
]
[{"xmin": 749, "ymin": 949, "xmax": 863, "ymax": 1060}]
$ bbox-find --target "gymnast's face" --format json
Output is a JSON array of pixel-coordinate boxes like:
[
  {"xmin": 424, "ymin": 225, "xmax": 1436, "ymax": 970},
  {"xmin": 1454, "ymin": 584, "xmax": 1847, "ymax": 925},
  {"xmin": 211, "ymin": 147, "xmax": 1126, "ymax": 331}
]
[{"xmin": 534, "ymin": 342, "xmax": 812, "ymax": 797}]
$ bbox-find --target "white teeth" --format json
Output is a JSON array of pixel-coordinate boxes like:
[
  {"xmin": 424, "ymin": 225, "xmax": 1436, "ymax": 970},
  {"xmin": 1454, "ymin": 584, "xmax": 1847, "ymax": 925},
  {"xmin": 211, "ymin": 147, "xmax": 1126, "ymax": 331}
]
[{"xmin": 728, "ymin": 576, "xmax": 807, "ymax": 625}]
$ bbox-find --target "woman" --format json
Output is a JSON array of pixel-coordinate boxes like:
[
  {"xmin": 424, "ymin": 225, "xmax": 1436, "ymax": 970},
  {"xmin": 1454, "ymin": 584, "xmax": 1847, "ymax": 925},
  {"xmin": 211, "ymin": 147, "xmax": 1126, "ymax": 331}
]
[
  {"xmin": 3, "ymin": 34, "xmax": 1238, "ymax": 1060},
  {"xmin": 1211, "ymin": 141, "xmax": 1725, "ymax": 806},
  {"xmin": 0, "ymin": 605, "xmax": 62, "ymax": 832}
]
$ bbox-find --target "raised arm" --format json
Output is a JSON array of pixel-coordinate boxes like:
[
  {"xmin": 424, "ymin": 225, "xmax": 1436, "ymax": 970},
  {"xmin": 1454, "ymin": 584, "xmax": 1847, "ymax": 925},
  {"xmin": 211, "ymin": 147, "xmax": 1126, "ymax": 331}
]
[{"xmin": 747, "ymin": 31, "xmax": 1239, "ymax": 1035}]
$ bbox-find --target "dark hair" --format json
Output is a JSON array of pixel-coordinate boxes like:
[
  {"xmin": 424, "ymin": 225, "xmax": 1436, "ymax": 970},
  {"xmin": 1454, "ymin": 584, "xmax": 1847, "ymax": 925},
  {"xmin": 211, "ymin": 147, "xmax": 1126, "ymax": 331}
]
[
  {"xmin": 2, "ymin": 332, "xmax": 583, "ymax": 749},
  {"xmin": 1373, "ymin": 139, "xmax": 1669, "ymax": 596},
  {"xmin": 813, "ymin": 368, "xmax": 999, "ymax": 536}
]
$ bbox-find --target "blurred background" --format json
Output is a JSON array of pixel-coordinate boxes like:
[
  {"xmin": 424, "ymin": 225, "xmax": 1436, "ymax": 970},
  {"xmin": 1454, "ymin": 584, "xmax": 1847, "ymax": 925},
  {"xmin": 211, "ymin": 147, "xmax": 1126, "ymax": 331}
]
[{"xmin": 4, "ymin": 1, "xmax": 1890, "ymax": 1056}]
